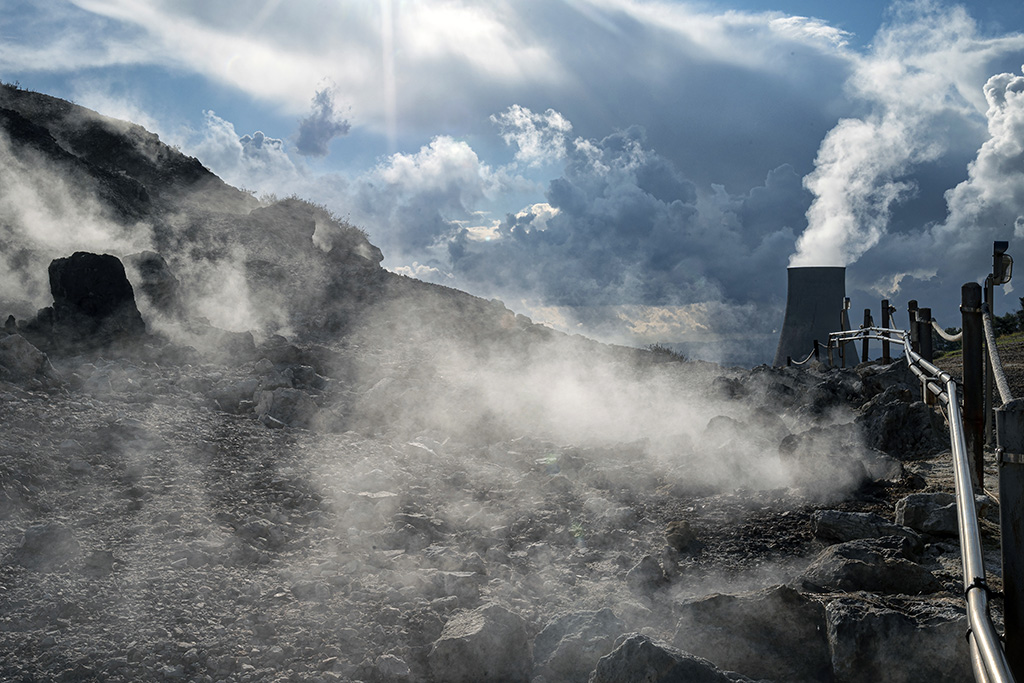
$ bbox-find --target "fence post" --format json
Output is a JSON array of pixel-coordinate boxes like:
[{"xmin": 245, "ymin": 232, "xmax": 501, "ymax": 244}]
[
  {"xmin": 861, "ymin": 309, "xmax": 871, "ymax": 363},
  {"xmin": 908, "ymin": 300, "xmax": 920, "ymax": 354},
  {"xmin": 985, "ymin": 277, "xmax": 995, "ymax": 447},
  {"xmin": 996, "ymin": 399, "xmax": 1024, "ymax": 680},
  {"xmin": 918, "ymin": 306, "xmax": 933, "ymax": 363},
  {"xmin": 962, "ymin": 283, "xmax": 984, "ymax": 491},
  {"xmin": 881, "ymin": 299, "xmax": 891, "ymax": 363},
  {"xmin": 813, "ymin": 339, "xmax": 820, "ymax": 362}
]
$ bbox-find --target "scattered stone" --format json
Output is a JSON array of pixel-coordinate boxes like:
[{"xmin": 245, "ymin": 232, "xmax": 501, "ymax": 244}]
[
  {"xmin": 673, "ymin": 584, "xmax": 830, "ymax": 682},
  {"xmin": 590, "ymin": 634, "xmax": 748, "ymax": 683},
  {"xmin": 895, "ymin": 492, "xmax": 958, "ymax": 536},
  {"xmin": 826, "ymin": 597, "xmax": 971, "ymax": 683},
  {"xmin": 665, "ymin": 519, "xmax": 702, "ymax": 555},
  {"xmin": 427, "ymin": 604, "xmax": 531, "ymax": 683},
  {"xmin": 797, "ymin": 537, "xmax": 941, "ymax": 594},
  {"xmin": 533, "ymin": 609, "xmax": 625, "ymax": 683},
  {"xmin": 625, "ymin": 554, "xmax": 667, "ymax": 591}
]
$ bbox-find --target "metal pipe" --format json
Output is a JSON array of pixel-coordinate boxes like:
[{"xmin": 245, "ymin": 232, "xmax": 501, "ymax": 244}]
[{"xmin": 945, "ymin": 375, "xmax": 1015, "ymax": 683}]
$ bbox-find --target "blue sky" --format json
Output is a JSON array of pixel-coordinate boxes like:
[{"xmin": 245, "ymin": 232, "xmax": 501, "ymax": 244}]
[{"xmin": 3, "ymin": 0, "xmax": 1024, "ymax": 363}]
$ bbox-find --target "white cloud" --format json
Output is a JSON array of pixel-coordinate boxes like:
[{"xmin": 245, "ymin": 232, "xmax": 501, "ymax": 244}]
[
  {"xmin": 491, "ymin": 105, "xmax": 572, "ymax": 167},
  {"xmin": 187, "ymin": 111, "xmax": 299, "ymax": 192}
]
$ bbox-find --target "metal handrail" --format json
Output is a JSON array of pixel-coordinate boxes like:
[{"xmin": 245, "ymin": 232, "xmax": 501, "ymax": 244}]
[{"xmin": 827, "ymin": 326, "xmax": 1014, "ymax": 683}]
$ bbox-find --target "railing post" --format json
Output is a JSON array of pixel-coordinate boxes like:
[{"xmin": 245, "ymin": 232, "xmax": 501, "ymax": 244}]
[
  {"xmin": 962, "ymin": 283, "xmax": 984, "ymax": 491},
  {"xmin": 881, "ymin": 299, "xmax": 891, "ymax": 363},
  {"xmin": 996, "ymin": 399, "xmax": 1024, "ymax": 680},
  {"xmin": 908, "ymin": 300, "xmax": 920, "ymax": 354},
  {"xmin": 861, "ymin": 308, "xmax": 871, "ymax": 363},
  {"xmin": 918, "ymin": 306, "xmax": 933, "ymax": 363},
  {"xmin": 985, "ymin": 277, "xmax": 996, "ymax": 447},
  {"xmin": 813, "ymin": 339, "xmax": 820, "ymax": 362},
  {"xmin": 786, "ymin": 356, "xmax": 792, "ymax": 367}
]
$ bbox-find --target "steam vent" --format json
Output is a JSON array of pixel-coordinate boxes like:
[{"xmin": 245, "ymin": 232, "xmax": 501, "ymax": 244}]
[{"xmin": 773, "ymin": 266, "xmax": 855, "ymax": 366}]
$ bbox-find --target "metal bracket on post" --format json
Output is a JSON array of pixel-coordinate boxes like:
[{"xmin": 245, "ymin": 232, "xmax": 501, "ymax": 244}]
[
  {"xmin": 962, "ymin": 283, "xmax": 984, "ymax": 491},
  {"xmin": 996, "ymin": 399, "xmax": 1024, "ymax": 680}
]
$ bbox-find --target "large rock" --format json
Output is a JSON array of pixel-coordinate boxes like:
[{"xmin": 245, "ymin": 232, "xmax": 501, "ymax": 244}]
[
  {"xmin": 672, "ymin": 584, "xmax": 831, "ymax": 682},
  {"xmin": 39, "ymin": 251, "xmax": 146, "ymax": 346},
  {"xmin": 589, "ymin": 634, "xmax": 749, "ymax": 683},
  {"xmin": 855, "ymin": 386, "xmax": 947, "ymax": 458},
  {"xmin": 797, "ymin": 537, "xmax": 942, "ymax": 595},
  {"xmin": 0, "ymin": 334, "xmax": 62, "ymax": 386},
  {"xmin": 533, "ymin": 609, "xmax": 624, "ymax": 683},
  {"xmin": 894, "ymin": 492, "xmax": 958, "ymax": 536},
  {"xmin": 427, "ymin": 604, "xmax": 531, "ymax": 683},
  {"xmin": 826, "ymin": 597, "xmax": 970, "ymax": 683},
  {"xmin": 812, "ymin": 509, "xmax": 923, "ymax": 551}
]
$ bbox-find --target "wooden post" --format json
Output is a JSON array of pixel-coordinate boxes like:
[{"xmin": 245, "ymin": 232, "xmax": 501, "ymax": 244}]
[
  {"xmin": 962, "ymin": 283, "xmax": 984, "ymax": 491},
  {"xmin": 881, "ymin": 299, "xmax": 891, "ymax": 363},
  {"xmin": 861, "ymin": 308, "xmax": 871, "ymax": 363},
  {"xmin": 813, "ymin": 339, "xmax": 820, "ymax": 362},
  {"xmin": 996, "ymin": 399, "xmax": 1024, "ymax": 680},
  {"xmin": 908, "ymin": 300, "xmax": 919, "ymax": 354},
  {"xmin": 918, "ymin": 307, "xmax": 933, "ymax": 363}
]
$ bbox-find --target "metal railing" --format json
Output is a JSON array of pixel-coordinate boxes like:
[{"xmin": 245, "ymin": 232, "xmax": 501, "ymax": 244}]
[{"xmin": 827, "ymin": 325, "xmax": 1014, "ymax": 683}]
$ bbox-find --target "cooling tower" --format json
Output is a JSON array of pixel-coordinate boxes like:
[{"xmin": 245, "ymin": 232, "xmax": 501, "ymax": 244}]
[{"xmin": 773, "ymin": 266, "xmax": 856, "ymax": 367}]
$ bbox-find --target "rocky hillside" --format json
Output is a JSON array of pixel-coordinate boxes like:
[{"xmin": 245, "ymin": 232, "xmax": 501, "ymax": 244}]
[{"xmin": 0, "ymin": 85, "xmax": 999, "ymax": 682}]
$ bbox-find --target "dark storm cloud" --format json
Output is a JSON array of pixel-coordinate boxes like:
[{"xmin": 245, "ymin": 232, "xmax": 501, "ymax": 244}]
[
  {"xmin": 295, "ymin": 88, "xmax": 351, "ymax": 157},
  {"xmin": 446, "ymin": 127, "xmax": 809, "ymax": 311}
]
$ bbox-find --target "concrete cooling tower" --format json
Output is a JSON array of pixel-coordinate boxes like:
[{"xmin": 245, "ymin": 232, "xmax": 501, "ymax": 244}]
[{"xmin": 773, "ymin": 266, "xmax": 856, "ymax": 367}]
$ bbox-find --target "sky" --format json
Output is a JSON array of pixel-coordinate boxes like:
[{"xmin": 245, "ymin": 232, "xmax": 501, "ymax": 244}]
[{"xmin": 3, "ymin": 0, "xmax": 1024, "ymax": 365}]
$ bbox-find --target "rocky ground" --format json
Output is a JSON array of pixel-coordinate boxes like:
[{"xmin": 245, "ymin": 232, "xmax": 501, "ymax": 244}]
[
  {"xmin": 0, "ymin": 83, "xmax": 1006, "ymax": 682},
  {"xmin": 0, "ymin": 322, "xmax": 1000, "ymax": 683}
]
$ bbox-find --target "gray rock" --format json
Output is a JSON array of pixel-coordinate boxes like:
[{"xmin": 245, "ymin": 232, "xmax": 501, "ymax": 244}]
[
  {"xmin": 672, "ymin": 584, "xmax": 830, "ymax": 682},
  {"xmin": 856, "ymin": 386, "xmax": 947, "ymax": 457},
  {"xmin": 0, "ymin": 334, "xmax": 62, "ymax": 385},
  {"xmin": 827, "ymin": 597, "xmax": 970, "ymax": 683},
  {"xmin": 895, "ymin": 492, "xmax": 958, "ymax": 536},
  {"xmin": 589, "ymin": 634, "xmax": 748, "ymax": 683},
  {"xmin": 812, "ymin": 509, "xmax": 923, "ymax": 551},
  {"xmin": 428, "ymin": 604, "xmax": 531, "ymax": 683},
  {"xmin": 626, "ymin": 554, "xmax": 667, "ymax": 591},
  {"xmin": 797, "ymin": 537, "xmax": 941, "ymax": 594},
  {"xmin": 255, "ymin": 387, "xmax": 320, "ymax": 429},
  {"xmin": 533, "ymin": 609, "xmax": 625, "ymax": 683}
]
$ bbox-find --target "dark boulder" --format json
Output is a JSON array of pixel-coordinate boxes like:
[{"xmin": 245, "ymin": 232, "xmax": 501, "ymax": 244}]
[
  {"xmin": 590, "ymin": 634, "xmax": 750, "ymax": 683},
  {"xmin": 533, "ymin": 609, "xmax": 625, "ymax": 683},
  {"xmin": 797, "ymin": 537, "xmax": 941, "ymax": 595},
  {"xmin": 427, "ymin": 604, "xmax": 531, "ymax": 683},
  {"xmin": 36, "ymin": 252, "xmax": 146, "ymax": 348},
  {"xmin": 672, "ymin": 584, "xmax": 831, "ymax": 682}
]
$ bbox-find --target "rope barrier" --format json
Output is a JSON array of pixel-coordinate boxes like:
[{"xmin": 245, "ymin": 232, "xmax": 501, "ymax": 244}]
[
  {"xmin": 788, "ymin": 347, "xmax": 817, "ymax": 366},
  {"xmin": 932, "ymin": 319, "xmax": 964, "ymax": 342},
  {"xmin": 982, "ymin": 305, "xmax": 1014, "ymax": 405}
]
